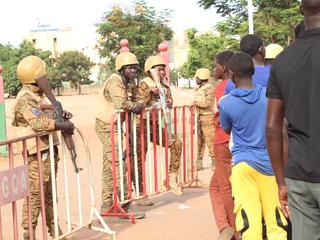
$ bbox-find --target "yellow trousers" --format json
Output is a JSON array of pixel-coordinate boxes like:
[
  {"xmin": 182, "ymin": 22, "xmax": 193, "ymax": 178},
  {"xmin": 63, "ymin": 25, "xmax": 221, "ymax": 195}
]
[{"xmin": 231, "ymin": 162, "xmax": 287, "ymax": 240}]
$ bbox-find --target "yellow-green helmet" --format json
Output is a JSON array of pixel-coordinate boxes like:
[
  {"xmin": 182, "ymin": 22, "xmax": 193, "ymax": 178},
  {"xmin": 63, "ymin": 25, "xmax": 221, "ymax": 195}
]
[
  {"xmin": 144, "ymin": 55, "xmax": 165, "ymax": 73},
  {"xmin": 115, "ymin": 52, "xmax": 139, "ymax": 71},
  {"xmin": 17, "ymin": 56, "xmax": 46, "ymax": 84},
  {"xmin": 265, "ymin": 44, "xmax": 284, "ymax": 59},
  {"xmin": 194, "ymin": 68, "xmax": 211, "ymax": 80}
]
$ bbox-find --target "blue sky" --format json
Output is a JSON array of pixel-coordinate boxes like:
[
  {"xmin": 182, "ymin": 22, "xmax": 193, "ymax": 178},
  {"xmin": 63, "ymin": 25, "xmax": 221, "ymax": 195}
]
[{"xmin": 0, "ymin": 0, "xmax": 222, "ymax": 46}]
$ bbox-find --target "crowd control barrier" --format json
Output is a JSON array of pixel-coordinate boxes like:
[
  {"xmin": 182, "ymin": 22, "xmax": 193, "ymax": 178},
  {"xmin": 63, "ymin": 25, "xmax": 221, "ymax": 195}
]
[
  {"xmin": 100, "ymin": 105, "xmax": 204, "ymax": 223},
  {"xmin": 0, "ymin": 129, "xmax": 116, "ymax": 239}
]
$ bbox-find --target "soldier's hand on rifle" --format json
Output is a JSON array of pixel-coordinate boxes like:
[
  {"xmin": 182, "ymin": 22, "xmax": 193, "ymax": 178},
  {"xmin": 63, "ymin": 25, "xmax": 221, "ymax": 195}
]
[
  {"xmin": 150, "ymin": 87, "xmax": 160, "ymax": 95},
  {"xmin": 40, "ymin": 103, "xmax": 54, "ymax": 110},
  {"xmin": 55, "ymin": 121, "xmax": 75, "ymax": 134},
  {"xmin": 63, "ymin": 110, "xmax": 73, "ymax": 120},
  {"xmin": 132, "ymin": 102, "xmax": 144, "ymax": 113}
]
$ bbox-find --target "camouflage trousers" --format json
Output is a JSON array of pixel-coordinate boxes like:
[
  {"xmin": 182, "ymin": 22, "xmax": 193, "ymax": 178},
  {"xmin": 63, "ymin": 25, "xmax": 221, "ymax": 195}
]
[
  {"xmin": 135, "ymin": 119, "xmax": 182, "ymax": 192},
  {"xmin": 198, "ymin": 116, "xmax": 215, "ymax": 162},
  {"xmin": 198, "ymin": 133, "xmax": 213, "ymax": 160},
  {"xmin": 21, "ymin": 147, "xmax": 59, "ymax": 232},
  {"xmin": 96, "ymin": 119, "xmax": 129, "ymax": 209}
]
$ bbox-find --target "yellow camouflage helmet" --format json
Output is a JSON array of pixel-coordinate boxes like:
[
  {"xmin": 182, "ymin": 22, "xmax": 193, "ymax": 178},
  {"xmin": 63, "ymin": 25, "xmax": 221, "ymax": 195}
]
[
  {"xmin": 115, "ymin": 52, "xmax": 139, "ymax": 71},
  {"xmin": 194, "ymin": 68, "xmax": 211, "ymax": 80},
  {"xmin": 17, "ymin": 55, "xmax": 46, "ymax": 84},
  {"xmin": 144, "ymin": 55, "xmax": 165, "ymax": 73},
  {"xmin": 265, "ymin": 44, "xmax": 284, "ymax": 59}
]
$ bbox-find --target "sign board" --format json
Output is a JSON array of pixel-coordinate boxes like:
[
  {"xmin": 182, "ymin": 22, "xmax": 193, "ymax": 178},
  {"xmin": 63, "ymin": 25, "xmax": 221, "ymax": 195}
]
[{"xmin": 0, "ymin": 165, "xmax": 29, "ymax": 206}]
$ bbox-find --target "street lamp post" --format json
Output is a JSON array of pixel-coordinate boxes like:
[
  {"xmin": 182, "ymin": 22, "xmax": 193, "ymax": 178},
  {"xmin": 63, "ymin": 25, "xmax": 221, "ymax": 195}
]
[{"xmin": 248, "ymin": 0, "xmax": 254, "ymax": 34}]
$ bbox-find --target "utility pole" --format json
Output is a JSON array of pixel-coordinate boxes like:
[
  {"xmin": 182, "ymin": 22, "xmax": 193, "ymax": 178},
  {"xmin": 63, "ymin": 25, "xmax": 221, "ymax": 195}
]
[{"xmin": 248, "ymin": 0, "xmax": 254, "ymax": 34}]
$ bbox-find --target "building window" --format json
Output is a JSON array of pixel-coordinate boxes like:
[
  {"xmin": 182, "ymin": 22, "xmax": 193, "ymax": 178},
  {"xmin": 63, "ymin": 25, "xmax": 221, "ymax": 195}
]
[{"xmin": 32, "ymin": 39, "xmax": 37, "ymax": 45}]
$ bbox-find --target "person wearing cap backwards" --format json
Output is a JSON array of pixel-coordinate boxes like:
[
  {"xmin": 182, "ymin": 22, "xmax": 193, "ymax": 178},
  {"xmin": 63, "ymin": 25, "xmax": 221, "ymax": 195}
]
[
  {"xmin": 13, "ymin": 56, "xmax": 74, "ymax": 239},
  {"xmin": 135, "ymin": 55, "xmax": 183, "ymax": 197},
  {"xmin": 264, "ymin": 43, "xmax": 284, "ymax": 67},
  {"xmin": 95, "ymin": 52, "xmax": 145, "ymax": 218},
  {"xmin": 193, "ymin": 68, "xmax": 215, "ymax": 172}
]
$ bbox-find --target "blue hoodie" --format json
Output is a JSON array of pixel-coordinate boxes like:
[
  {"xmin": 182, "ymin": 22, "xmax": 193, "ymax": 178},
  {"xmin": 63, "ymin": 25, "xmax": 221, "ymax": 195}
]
[{"xmin": 219, "ymin": 85, "xmax": 274, "ymax": 176}]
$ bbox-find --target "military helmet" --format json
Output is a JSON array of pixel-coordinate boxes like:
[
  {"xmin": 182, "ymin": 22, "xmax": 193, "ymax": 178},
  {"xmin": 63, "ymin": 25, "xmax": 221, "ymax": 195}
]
[
  {"xmin": 194, "ymin": 68, "xmax": 211, "ymax": 80},
  {"xmin": 265, "ymin": 44, "xmax": 284, "ymax": 59},
  {"xmin": 115, "ymin": 52, "xmax": 139, "ymax": 71},
  {"xmin": 144, "ymin": 55, "xmax": 165, "ymax": 73},
  {"xmin": 17, "ymin": 55, "xmax": 46, "ymax": 84}
]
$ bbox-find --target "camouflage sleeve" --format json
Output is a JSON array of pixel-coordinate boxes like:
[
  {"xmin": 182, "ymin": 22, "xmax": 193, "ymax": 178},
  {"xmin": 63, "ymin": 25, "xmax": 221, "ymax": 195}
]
[
  {"xmin": 195, "ymin": 87, "xmax": 215, "ymax": 108},
  {"xmin": 107, "ymin": 77, "xmax": 136, "ymax": 111},
  {"xmin": 19, "ymin": 94, "xmax": 55, "ymax": 131},
  {"xmin": 166, "ymin": 87, "xmax": 173, "ymax": 106},
  {"xmin": 136, "ymin": 81, "xmax": 153, "ymax": 105}
]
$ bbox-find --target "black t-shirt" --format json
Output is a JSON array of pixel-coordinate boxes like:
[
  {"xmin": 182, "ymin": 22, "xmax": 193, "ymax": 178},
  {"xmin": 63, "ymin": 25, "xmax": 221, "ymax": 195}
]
[{"xmin": 267, "ymin": 28, "xmax": 320, "ymax": 183}]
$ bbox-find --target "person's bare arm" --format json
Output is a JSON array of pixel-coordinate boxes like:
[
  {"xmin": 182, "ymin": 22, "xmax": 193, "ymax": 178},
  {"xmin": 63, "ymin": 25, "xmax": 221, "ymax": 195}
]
[{"xmin": 266, "ymin": 98, "xmax": 289, "ymax": 218}]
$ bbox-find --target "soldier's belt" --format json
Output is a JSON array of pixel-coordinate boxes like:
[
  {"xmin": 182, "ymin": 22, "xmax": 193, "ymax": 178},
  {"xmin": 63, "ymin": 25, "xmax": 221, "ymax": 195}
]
[
  {"xmin": 199, "ymin": 115, "xmax": 214, "ymax": 123},
  {"xmin": 199, "ymin": 113, "xmax": 214, "ymax": 116}
]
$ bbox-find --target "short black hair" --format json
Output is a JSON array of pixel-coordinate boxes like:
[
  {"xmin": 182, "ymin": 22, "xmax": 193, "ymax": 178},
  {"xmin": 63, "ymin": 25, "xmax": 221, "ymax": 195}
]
[
  {"xmin": 215, "ymin": 51, "xmax": 235, "ymax": 67},
  {"xmin": 240, "ymin": 34, "xmax": 264, "ymax": 57},
  {"xmin": 229, "ymin": 52, "xmax": 255, "ymax": 78}
]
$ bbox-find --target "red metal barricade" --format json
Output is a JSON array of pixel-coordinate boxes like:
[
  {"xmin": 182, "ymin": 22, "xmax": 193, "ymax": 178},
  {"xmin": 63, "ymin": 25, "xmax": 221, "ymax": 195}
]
[
  {"xmin": 100, "ymin": 105, "xmax": 201, "ymax": 223},
  {"xmin": 0, "ymin": 132, "xmax": 50, "ymax": 240},
  {"xmin": 0, "ymin": 130, "xmax": 116, "ymax": 239}
]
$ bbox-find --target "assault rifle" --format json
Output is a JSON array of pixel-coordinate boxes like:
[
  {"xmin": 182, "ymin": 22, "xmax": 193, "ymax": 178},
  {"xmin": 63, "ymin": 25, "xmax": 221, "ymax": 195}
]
[{"xmin": 149, "ymin": 69, "xmax": 174, "ymax": 143}]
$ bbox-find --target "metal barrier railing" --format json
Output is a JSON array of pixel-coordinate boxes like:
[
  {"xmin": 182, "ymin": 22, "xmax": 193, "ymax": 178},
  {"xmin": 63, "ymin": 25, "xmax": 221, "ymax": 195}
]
[
  {"xmin": 0, "ymin": 129, "xmax": 116, "ymax": 240},
  {"xmin": 100, "ymin": 105, "xmax": 202, "ymax": 223}
]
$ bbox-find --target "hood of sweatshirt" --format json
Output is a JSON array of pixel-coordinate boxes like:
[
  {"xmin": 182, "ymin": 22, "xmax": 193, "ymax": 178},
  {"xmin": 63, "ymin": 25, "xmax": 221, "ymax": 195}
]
[{"xmin": 230, "ymin": 85, "xmax": 263, "ymax": 104}]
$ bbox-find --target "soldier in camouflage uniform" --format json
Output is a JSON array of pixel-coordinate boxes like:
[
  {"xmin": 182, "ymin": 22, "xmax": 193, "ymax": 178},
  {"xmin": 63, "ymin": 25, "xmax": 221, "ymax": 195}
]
[
  {"xmin": 95, "ymin": 52, "xmax": 145, "ymax": 219},
  {"xmin": 193, "ymin": 68, "xmax": 215, "ymax": 172},
  {"xmin": 196, "ymin": 76, "xmax": 219, "ymax": 170},
  {"xmin": 12, "ymin": 56, "xmax": 74, "ymax": 239},
  {"xmin": 136, "ymin": 55, "xmax": 183, "ymax": 197}
]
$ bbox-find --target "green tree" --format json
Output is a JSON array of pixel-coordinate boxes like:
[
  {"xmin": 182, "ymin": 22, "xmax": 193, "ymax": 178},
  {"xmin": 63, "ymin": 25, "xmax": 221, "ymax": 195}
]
[
  {"xmin": 199, "ymin": 0, "xmax": 303, "ymax": 46},
  {"xmin": 0, "ymin": 41, "xmax": 52, "ymax": 96},
  {"xmin": 97, "ymin": 0, "xmax": 173, "ymax": 74},
  {"xmin": 179, "ymin": 29, "xmax": 238, "ymax": 78},
  {"xmin": 52, "ymin": 51, "xmax": 93, "ymax": 95},
  {"xmin": 198, "ymin": 0, "xmax": 248, "ymax": 17},
  {"xmin": 170, "ymin": 69, "xmax": 179, "ymax": 86}
]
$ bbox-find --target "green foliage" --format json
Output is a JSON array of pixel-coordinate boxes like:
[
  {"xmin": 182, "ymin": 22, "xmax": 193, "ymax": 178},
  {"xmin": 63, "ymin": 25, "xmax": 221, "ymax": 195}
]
[
  {"xmin": 198, "ymin": 0, "xmax": 248, "ymax": 17},
  {"xmin": 97, "ymin": 64, "xmax": 112, "ymax": 83},
  {"xmin": 179, "ymin": 29, "xmax": 239, "ymax": 78},
  {"xmin": 0, "ymin": 41, "xmax": 52, "ymax": 96},
  {"xmin": 199, "ymin": 0, "xmax": 303, "ymax": 46},
  {"xmin": 170, "ymin": 69, "xmax": 179, "ymax": 86},
  {"xmin": 51, "ymin": 51, "xmax": 93, "ymax": 95},
  {"xmin": 97, "ymin": 0, "xmax": 173, "ymax": 73}
]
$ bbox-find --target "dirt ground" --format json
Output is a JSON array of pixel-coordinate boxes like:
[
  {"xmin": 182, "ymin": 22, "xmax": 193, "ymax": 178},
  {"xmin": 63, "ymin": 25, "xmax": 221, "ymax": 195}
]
[{"xmin": 1, "ymin": 88, "xmax": 220, "ymax": 240}]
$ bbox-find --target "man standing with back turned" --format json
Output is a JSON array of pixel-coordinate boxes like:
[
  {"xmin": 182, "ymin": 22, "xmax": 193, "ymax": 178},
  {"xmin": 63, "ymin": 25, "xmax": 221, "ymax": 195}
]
[{"xmin": 266, "ymin": 1, "xmax": 320, "ymax": 239}]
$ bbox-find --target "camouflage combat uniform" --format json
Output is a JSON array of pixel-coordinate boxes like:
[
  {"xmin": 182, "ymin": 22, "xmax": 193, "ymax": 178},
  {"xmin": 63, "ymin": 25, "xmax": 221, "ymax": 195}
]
[
  {"xmin": 95, "ymin": 73, "xmax": 143, "ymax": 210},
  {"xmin": 194, "ymin": 82, "xmax": 215, "ymax": 169},
  {"xmin": 12, "ymin": 84, "xmax": 60, "ymax": 239},
  {"xmin": 136, "ymin": 76, "xmax": 182, "ymax": 192}
]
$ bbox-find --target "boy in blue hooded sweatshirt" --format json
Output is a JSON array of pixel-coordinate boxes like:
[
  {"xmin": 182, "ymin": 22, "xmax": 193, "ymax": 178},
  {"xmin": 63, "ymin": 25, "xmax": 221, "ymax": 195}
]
[{"xmin": 219, "ymin": 52, "xmax": 287, "ymax": 240}]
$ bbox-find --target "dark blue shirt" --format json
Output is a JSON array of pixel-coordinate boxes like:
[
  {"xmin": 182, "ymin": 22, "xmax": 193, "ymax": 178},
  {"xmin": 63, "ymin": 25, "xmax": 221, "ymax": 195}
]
[{"xmin": 224, "ymin": 65, "xmax": 270, "ymax": 94}]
